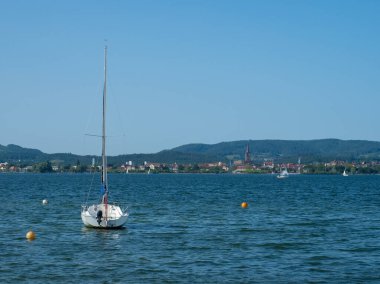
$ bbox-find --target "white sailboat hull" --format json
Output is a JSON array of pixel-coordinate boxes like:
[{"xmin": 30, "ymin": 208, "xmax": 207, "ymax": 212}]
[
  {"xmin": 277, "ymin": 175, "xmax": 288, "ymax": 179},
  {"xmin": 81, "ymin": 203, "xmax": 128, "ymax": 228},
  {"xmin": 277, "ymin": 169, "xmax": 289, "ymax": 179}
]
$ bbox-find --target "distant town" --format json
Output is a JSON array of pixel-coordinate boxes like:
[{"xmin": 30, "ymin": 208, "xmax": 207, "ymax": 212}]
[{"xmin": 1, "ymin": 144, "xmax": 380, "ymax": 175}]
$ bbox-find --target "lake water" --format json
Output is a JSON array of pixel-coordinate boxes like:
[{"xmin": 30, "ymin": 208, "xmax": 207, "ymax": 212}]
[{"xmin": 1, "ymin": 173, "xmax": 380, "ymax": 283}]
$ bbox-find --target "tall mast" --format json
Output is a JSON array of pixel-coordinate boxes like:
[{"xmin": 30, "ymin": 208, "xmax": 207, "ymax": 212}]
[{"xmin": 102, "ymin": 46, "xmax": 108, "ymax": 194}]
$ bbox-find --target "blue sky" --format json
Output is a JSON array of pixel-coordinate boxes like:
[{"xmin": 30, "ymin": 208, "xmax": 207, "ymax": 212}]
[{"xmin": 1, "ymin": 0, "xmax": 379, "ymax": 155}]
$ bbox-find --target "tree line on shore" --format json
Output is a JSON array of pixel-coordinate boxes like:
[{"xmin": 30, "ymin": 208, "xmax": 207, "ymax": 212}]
[{"xmin": 1, "ymin": 160, "xmax": 380, "ymax": 174}]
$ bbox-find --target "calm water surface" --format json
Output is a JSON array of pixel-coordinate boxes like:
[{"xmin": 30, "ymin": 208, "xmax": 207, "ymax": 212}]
[{"xmin": 1, "ymin": 173, "xmax": 380, "ymax": 283}]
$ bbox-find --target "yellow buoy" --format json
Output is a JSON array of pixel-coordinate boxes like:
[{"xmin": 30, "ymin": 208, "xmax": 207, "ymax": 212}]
[
  {"xmin": 26, "ymin": 231, "xmax": 36, "ymax": 240},
  {"xmin": 241, "ymin": 202, "xmax": 248, "ymax": 208}
]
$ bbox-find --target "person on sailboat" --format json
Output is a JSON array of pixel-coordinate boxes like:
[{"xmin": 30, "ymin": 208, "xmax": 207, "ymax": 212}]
[{"xmin": 96, "ymin": 210, "xmax": 103, "ymax": 225}]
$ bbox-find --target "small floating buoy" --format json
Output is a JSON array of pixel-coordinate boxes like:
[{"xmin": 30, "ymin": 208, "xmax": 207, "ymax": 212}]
[
  {"xmin": 26, "ymin": 231, "xmax": 36, "ymax": 240},
  {"xmin": 241, "ymin": 202, "xmax": 248, "ymax": 208},
  {"xmin": 42, "ymin": 199, "xmax": 48, "ymax": 205}
]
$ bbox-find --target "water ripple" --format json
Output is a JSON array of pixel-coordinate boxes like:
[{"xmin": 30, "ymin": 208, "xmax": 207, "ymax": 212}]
[{"xmin": 1, "ymin": 173, "xmax": 380, "ymax": 282}]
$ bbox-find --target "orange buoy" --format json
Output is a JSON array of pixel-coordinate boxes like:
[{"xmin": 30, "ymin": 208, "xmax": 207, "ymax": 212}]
[
  {"xmin": 26, "ymin": 231, "xmax": 36, "ymax": 240},
  {"xmin": 241, "ymin": 202, "xmax": 248, "ymax": 208}
]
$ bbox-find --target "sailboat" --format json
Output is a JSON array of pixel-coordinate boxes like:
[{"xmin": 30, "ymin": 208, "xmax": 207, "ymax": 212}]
[
  {"xmin": 81, "ymin": 46, "xmax": 129, "ymax": 228},
  {"xmin": 277, "ymin": 168, "xmax": 289, "ymax": 179},
  {"xmin": 343, "ymin": 169, "xmax": 349, "ymax": 176}
]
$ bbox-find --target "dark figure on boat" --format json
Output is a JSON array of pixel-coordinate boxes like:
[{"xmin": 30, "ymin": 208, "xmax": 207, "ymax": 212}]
[{"xmin": 96, "ymin": 210, "xmax": 103, "ymax": 225}]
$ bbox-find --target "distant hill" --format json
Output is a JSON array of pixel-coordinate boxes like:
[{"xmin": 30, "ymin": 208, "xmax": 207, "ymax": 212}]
[
  {"xmin": 172, "ymin": 139, "xmax": 380, "ymax": 163},
  {"xmin": 1, "ymin": 139, "xmax": 380, "ymax": 165},
  {"xmin": 110, "ymin": 150, "xmax": 218, "ymax": 165},
  {"xmin": 0, "ymin": 144, "xmax": 46, "ymax": 162},
  {"xmin": 0, "ymin": 144, "xmax": 218, "ymax": 166}
]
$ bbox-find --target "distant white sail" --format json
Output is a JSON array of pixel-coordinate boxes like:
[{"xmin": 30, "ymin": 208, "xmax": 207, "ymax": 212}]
[{"xmin": 277, "ymin": 168, "xmax": 289, "ymax": 179}]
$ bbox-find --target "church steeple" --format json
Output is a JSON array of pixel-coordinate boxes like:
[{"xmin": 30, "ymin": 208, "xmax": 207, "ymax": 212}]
[{"xmin": 244, "ymin": 144, "xmax": 251, "ymax": 164}]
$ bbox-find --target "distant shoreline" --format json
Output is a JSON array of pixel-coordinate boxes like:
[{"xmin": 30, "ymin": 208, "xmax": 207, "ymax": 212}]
[{"xmin": 1, "ymin": 171, "xmax": 379, "ymax": 176}]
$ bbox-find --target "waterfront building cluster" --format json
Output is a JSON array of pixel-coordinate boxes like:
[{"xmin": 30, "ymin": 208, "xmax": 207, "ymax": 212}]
[
  {"xmin": 1, "ymin": 159, "xmax": 380, "ymax": 175},
  {"xmin": 2, "ymin": 144, "xmax": 380, "ymax": 174}
]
